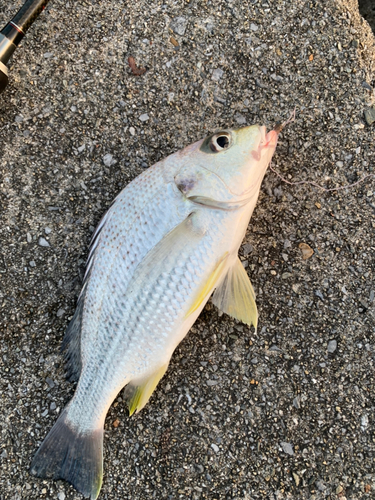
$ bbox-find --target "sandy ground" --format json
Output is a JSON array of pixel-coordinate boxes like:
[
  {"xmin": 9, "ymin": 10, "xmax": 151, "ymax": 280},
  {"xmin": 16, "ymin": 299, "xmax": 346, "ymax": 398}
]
[{"xmin": 0, "ymin": 0, "xmax": 374, "ymax": 499}]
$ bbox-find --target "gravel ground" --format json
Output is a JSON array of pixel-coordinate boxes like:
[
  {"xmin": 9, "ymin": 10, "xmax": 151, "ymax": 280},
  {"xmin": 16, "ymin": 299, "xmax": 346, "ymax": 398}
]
[{"xmin": 1, "ymin": 1, "xmax": 374, "ymax": 499}]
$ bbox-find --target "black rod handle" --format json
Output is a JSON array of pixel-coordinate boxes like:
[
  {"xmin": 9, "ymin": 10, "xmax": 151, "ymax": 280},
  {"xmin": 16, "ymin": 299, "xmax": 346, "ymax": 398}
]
[
  {"xmin": 10, "ymin": 0, "xmax": 50, "ymax": 34},
  {"xmin": 0, "ymin": 0, "xmax": 50, "ymax": 94}
]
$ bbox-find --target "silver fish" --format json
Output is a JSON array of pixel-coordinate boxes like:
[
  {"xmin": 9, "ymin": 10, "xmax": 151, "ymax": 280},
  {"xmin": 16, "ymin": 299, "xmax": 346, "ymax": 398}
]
[{"xmin": 31, "ymin": 123, "xmax": 280, "ymax": 499}]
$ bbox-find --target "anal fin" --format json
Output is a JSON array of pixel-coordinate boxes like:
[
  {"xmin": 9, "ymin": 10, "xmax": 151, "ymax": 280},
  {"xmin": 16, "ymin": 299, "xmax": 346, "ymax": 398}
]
[
  {"xmin": 212, "ymin": 257, "xmax": 258, "ymax": 329},
  {"xmin": 125, "ymin": 363, "xmax": 169, "ymax": 416}
]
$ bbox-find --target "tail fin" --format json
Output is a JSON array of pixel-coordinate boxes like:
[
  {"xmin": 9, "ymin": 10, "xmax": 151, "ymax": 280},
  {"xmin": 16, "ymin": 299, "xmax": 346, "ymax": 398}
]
[{"xmin": 30, "ymin": 409, "xmax": 103, "ymax": 500}]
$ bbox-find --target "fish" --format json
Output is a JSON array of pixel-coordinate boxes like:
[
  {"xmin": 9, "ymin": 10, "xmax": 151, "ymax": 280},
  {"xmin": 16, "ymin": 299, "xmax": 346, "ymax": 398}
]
[{"xmin": 30, "ymin": 121, "xmax": 282, "ymax": 499}]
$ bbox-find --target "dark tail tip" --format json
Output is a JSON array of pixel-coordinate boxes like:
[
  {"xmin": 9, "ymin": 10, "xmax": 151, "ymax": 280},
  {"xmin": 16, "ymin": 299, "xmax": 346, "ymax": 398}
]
[{"xmin": 30, "ymin": 409, "xmax": 103, "ymax": 499}]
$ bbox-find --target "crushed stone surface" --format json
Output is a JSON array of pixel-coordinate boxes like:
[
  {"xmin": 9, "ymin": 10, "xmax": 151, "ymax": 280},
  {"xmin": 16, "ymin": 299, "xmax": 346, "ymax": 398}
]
[{"xmin": 0, "ymin": 0, "xmax": 374, "ymax": 499}]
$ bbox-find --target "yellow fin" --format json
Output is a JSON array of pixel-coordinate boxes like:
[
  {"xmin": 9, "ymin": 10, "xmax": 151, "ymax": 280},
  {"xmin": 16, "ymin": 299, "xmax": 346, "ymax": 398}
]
[
  {"xmin": 126, "ymin": 363, "xmax": 169, "ymax": 416},
  {"xmin": 212, "ymin": 257, "xmax": 258, "ymax": 329},
  {"xmin": 185, "ymin": 252, "xmax": 229, "ymax": 318}
]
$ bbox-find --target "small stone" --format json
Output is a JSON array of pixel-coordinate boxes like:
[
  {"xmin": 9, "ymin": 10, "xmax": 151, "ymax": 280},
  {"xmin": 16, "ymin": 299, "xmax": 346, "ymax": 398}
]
[
  {"xmin": 29, "ymin": 261, "xmax": 36, "ymax": 267},
  {"xmin": 293, "ymin": 472, "xmax": 300, "ymax": 486},
  {"xmin": 299, "ymin": 242, "xmax": 314, "ymax": 259},
  {"xmin": 25, "ymin": 483, "xmax": 31, "ymax": 490},
  {"xmin": 336, "ymin": 485, "xmax": 344, "ymax": 494},
  {"xmin": 129, "ymin": 127, "xmax": 135, "ymax": 136},
  {"xmin": 211, "ymin": 443, "xmax": 219, "ymax": 452},
  {"xmin": 77, "ymin": 144, "xmax": 86, "ymax": 153},
  {"xmin": 103, "ymin": 153, "xmax": 117, "ymax": 167},
  {"xmin": 170, "ymin": 36, "xmax": 179, "ymax": 47},
  {"xmin": 212, "ymin": 68, "xmax": 224, "ymax": 81},
  {"xmin": 50, "ymin": 402, "xmax": 56, "ymax": 410},
  {"xmin": 206, "ymin": 380, "xmax": 218, "ymax": 386},
  {"xmin": 250, "ymin": 23, "xmax": 259, "ymax": 31},
  {"xmin": 234, "ymin": 113, "xmax": 246, "ymax": 125},
  {"xmin": 57, "ymin": 492, "xmax": 66, "ymax": 500},
  {"xmin": 280, "ymin": 442, "xmax": 294, "ymax": 455},
  {"xmin": 139, "ymin": 113, "xmax": 149, "ymax": 122},
  {"xmin": 282, "ymin": 272, "xmax": 292, "ymax": 279},
  {"xmin": 38, "ymin": 237, "xmax": 50, "ymax": 247},
  {"xmin": 327, "ymin": 340, "xmax": 337, "ymax": 353},
  {"xmin": 360, "ymin": 414, "xmax": 368, "ymax": 430},
  {"xmin": 362, "ymin": 81, "xmax": 372, "ymax": 91},
  {"xmin": 46, "ymin": 377, "xmax": 55, "ymax": 388},
  {"xmin": 43, "ymin": 52, "xmax": 54, "ymax": 58},
  {"xmin": 170, "ymin": 16, "xmax": 188, "ymax": 36},
  {"xmin": 15, "ymin": 115, "xmax": 23, "ymax": 123},
  {"xmin": 70, "ymin": 105, "xmax": 77, "ymax": 112},
  {"xmin": 293, "ymin": 396, "xmax": 301, "ymax": 409},
  {"xmin": 44, "ymin": 227, "xmax": 52, "ymax": 234},
  {"xmin": 113, "ymin": 419, "xmax": 120, "ymax": 428},
  {"xmin": 56, "ymin": 308, "xmax": 65, "ymax": 317},
  {"xmin": 364, "ymin": 107, "xmax": 375, "ymax": 126}
]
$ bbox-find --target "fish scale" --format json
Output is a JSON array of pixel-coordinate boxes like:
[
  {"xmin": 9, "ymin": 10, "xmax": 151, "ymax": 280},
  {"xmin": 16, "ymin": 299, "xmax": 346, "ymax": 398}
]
[{"xmin": 31, "ymin": 124, "xmax": 281, "ymax": 499}]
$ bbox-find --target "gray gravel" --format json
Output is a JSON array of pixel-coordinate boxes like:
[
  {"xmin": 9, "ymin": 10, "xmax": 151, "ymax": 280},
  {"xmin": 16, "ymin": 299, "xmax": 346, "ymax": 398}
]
[{"xmin": 1, "ymin": 1, "xmax": 375, "ymax": 499}]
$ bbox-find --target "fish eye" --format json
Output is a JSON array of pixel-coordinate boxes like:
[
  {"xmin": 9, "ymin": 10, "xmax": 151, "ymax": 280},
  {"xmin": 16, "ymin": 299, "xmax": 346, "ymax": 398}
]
[{"xmin": 210, "ymin": 132, "xmax": 231, "ymax": 152}]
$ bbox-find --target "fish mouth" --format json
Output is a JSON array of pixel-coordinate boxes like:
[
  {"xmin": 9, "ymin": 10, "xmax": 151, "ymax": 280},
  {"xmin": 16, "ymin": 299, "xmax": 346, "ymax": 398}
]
[{"xmin": 188, "ymin": 195, "xmax": 252, "ymax": 211}]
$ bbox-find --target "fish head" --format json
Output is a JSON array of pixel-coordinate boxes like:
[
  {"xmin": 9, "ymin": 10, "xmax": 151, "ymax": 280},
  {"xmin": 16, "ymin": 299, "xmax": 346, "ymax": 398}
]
[{"xmin": 174, "ymin": 125, "xmax": 279, "ymax": 209}]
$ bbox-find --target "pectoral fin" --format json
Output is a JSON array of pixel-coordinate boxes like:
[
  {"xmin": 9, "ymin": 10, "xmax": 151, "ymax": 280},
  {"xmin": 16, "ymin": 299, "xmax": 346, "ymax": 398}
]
[
  {"xmin": 125, "ymin": 363, "xmax": 169, "ymax": 416},
  {"xmin": 212, "ymin": 257, "xmax": 258, "ymax": 329},
  {"xmin": 185, "ymin": 253, "xmax": 229, "ymax": 318}
]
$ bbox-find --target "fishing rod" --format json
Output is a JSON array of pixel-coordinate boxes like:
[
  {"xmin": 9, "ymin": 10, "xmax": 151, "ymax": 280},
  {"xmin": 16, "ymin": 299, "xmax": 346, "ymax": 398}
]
[{"xmin": 0, "ymin": 0, "xmax": 50, "ymax": 94}]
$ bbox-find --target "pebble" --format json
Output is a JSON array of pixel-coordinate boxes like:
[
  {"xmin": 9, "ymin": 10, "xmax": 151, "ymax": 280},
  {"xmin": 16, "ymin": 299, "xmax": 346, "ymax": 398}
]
[
  {"xmin": 44, "ymin": 227, "xmax": 52, "ymax": 235},
  {"xmin": 15, "ymin": 115, "xmax": 23, "ymax": 123},
  {"xmin": 364, "ymin": 107, "xmax": 375, "ymax": 125},
  {"xmin": 56, "ymin": 308, "xmax": 65, "ymax": 317},
  {"xmin": 29, "ymin": 261, "xmax": 36, "ymax": 267},
  {"xmin": 103, "ymin": 153, "xmax": 117, "ymax": 167},
  {"xmin": 139, "ymin": 113, "xmax": 149, "ymax": 122},
  {"xmin": 206, "ymin": 380, "xmax": 218, "ymax": 386},
  {"xmin": 327, "ymin": 340, "xmax": 337, "ymax": 353},
  {"xmin": 280, "ymin": 442, "xmax": 294, "ymax": 455},
  {"xmin": 57, "ymin": 493, "xmax": 66, "ymax": 500},
  {"xmin": 360, "ymin": 414, "xmax": 368, "ymax": 431},
  {"xmin": 250, "ymin": 23, "xmax": 259, "ymax": 31},
  {"xmin": 293, "ymin": 396, "xmax": 301, "ymax": 409},
  {"xmin": 46, "ymin": 377, "xmax": 55, "ymax": 388},
  {"xmin": 50, "ymin": 402, "xmax": 56, "ymax": 410},
  {"xmin": 77, "ymin": 144, "xmax": 86, "ymax": 153},
  {"xmin": 43, "ymin": 52, "xmax": 54, "ymax": 58},
  {"xmin": 170, "ymin": 16, "xmax": 188, "ymax": 36},
  {"xmin": 293, "ymin": 472, "xmax": 300, "ymax": 486},
  {"xmin": 38, "ymin": 237, "xmax": 50, "ymax": 247},
  {"xmin": 212, "ymin": 68, "xmax": 224, "ymax": 81},
  {"xmin": 211, "ymin": 443, "xmax": 219, "ymax": 453},
  {"xmin": 361, "ymin": 81, "xmax": 372, "ymax": 90},
  {"xmin": 299, "ymin": 242, "xmax": 314, "ymax": 259},
  {"xmin": 234, "ymin": 113, "xmax": 246, "ymax": 125},
  {"xmin": 129, "ymin": 127, "xmax": 135, "ymax": 136}
]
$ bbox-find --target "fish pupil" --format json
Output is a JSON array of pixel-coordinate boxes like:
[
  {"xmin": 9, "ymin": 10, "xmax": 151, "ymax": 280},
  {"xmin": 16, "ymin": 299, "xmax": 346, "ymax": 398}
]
[{"xmin": 216, "ymin": 135, "xmax": 229, "ymax": 148}]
